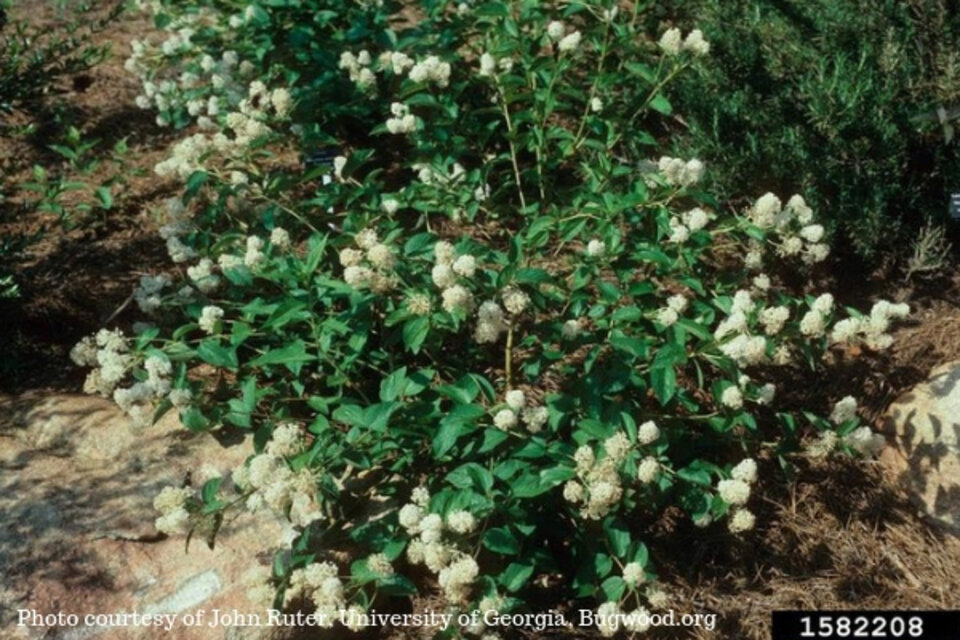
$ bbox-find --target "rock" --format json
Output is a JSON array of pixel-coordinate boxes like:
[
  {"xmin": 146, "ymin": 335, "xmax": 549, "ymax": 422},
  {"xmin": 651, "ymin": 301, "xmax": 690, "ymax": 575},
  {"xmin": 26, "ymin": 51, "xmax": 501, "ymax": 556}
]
[
  {"xmin": 881, "ymin": 362, "xmax": 960, "ymax": 534},
  {"xmin": 0, "ymin": 393, "xmax": 291, "ymax": 640}
]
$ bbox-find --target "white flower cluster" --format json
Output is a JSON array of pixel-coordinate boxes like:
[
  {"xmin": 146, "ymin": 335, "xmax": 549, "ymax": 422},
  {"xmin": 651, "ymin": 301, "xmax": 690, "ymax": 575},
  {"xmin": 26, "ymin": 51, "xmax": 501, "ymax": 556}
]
[
  {"xmin": 636, "ymin": 456, "xmax": 660, "ymax": 483},
  {"xmin": 594, "ymin": 601, "xmax": 652, "ymax": 637},
  {"xmin": 128, "ymin": 21, "xmax": 268, "ymax": 131},
  {"xmin": 153, "ymin": 486, "xmax": 193, "ymax": 535},
  {"xmin": 386, "ymin": 102, "xmax": 417, "ymax": 134},
  {"xmin": 339, "ymin": 50, "xmax": 377, "ymax": 91},
  {"xmin": 622, "ymin": 561, "xmax": 646, "ymax": 587},
  {"xmin": 232, "ymin": 424, "xmax": 323, "ymax": 527},
  {"xmin": 477, "ymin": 52, "xmax": 514, "ymax": 77},
  {"xmin": 843, "ymin": 427, "xmax": 885, "ymax": 457},
  {"xmin": 72, "ymin": 329, "xmax": 131, "ymax": 396},
  {"xmin": 713, "ymin": 293, "xmax": 769, "ymax": 367},
  {"xmin": 282, "ymin": 561, "xmax": 352, "ymax": 623},
  {"xmin": 830, "ymin": 300, "xmax": 909, "ymax": 351},
  {"xmin": 815, "ymin": 409, "xmax": 888, "ymax": 457},
  {"xmin": 658, "ymin": 28, "xmax": 710, "ymax": 56},
  {"xmin": 655, "ymin": 294, "xmax": 688, "ymax": 327},
  {"xmin": 340, "ymin": 229, "xmax": 399, "ymax": 293},
  {"xmin": 158, "ymin": 197, "xmax": 198, "ymax": 263},
  {"xmin": 239, "ymin": 565, "xmax": 274, "ymax": 608},
  {"xmin": 184, "ymin": 257, "xmax": 219, "ymax": 294},
  {"xmin": 366, "ymin": 553, "xmax": 394, "ymax": 577},
  {"xmin": 807, "ymin": 429, "xmax": 839, "ymax": 458},
  {"xmin": 154, "ymin": 79, "xmax": 285, "ymax": 179},
  {"xmin": 667, "ymin": 206, "xmax": 711, "ymax": 244},
  {"xmin": 491, "ymin": 390, "xmax": 549, "ymax": 433},
  {"xmin": 718, "ymin": 458, "xmax": 757, "ymax": 534},
  {"xmin": 399, "ymin": 489, "xmax": 480, "ymax": 602},
  {"xmin": 74, "ymin": 328, "xmax": 192, "ymax": 427},
  {"xmin": 198, "ymin": 305, "xmax": 224, "ymax": 333},
  {"xmin": 586, "ymin": 238, "xmax": 606, "ymax": 258},
  {"xmin": 430, "ymin": 240, "xmax": 476, "ymax": 315},
  {"xmin": 155, "ymin": 132, "xmax": 213, "ymax": 179},
  {"xmin": 562, "ymin": 318, "xmax": 583, "ymax": 340},
  {"xmin": 414, "ymin": 161, "xmax": 465, "ymax": 187},
  {"xmin": 658, "ymin": 156, "xmax": 704, "ymax": 189},
  {"xmin": 563, "ymin": 434, "xmax": 635, "ymax": 519},
  {"xmin": 830, "ymin": 396, "xmax": 857, "ymax": 424},
  {"xmin": 748, "ymin": 193, "xmax": 829, "ymax": 266},
  {"xmin": 133, "ymin": 274, "xmax": 171, "ymax": 314},
  {"xmin": 546, "ymin": 21, "xmax": 582, "ymax": 53},
  {"xmin": 378, "ymin": 50, "xmax": 415, "ymax": 75},
  {"xmin": 408, "ymin": 55, "xmax": 452, "ymax": 87}
]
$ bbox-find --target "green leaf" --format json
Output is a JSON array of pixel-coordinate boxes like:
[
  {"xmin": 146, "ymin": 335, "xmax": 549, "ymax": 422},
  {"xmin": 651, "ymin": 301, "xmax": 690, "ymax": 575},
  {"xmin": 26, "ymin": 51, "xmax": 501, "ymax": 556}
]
[
  {"xmin": 446, "ymin": 462, "xmax": 494, "ymax": 493},
  {"xmin": 650, "ymin": 365, "xmax": 676, "ymax": 405},
  {"xmin": 432, "ymin": 406, "xmax": 483, "ymax": 458},
  {"xmin": 601, "ymin": 576, "xmax": 626, "ymax": 601},
  {"xmin": 183, "ymin": 170, "xmax": 208, "ymax": 202},
  {"xmin": 649, "ymin": 93, "xmax": 673, "ymax": 115},
  {"xmin": 604, "ymin": 518, "xmax": 631, "ymax": 557},
  {"xmin": 676, "ymin": 465, "xmax": 712, "ymax": 487},
  {"xmin": 181, "ymin": 407, "xmax": 210, "ymax": 432},
  {"xmin": 249, "ymin": 340, "xmax": 315, "ymax": 371},
  {"xmin": 402, "ymin": 317, "xmax": 429, "ymax": 353},
  {"xmin": 479, "ymin": 428, "xmax": 510, "ymax": 453},
  {"xmin": 499, "ymin": 562, "xmax": 534, "ymax": 592},
  {"xmin": 197, "ymin": 340, "xmax": 238, "ymax": 370},
  {"xmin": 611, "ymin": 306, "xmax": 643, "ymax": 323},
  {"xmin": 483, "ymin": 527, "xmax": 521, "ymax": 555},
  {"xmin": 95, "ymin": 186, "xmax": 113, "ymax": 209},
  {"xmin": 514, "ymin": 268, "xmax": 552, "ymax": 284},
  {"xmin": 379, "ymin": 367, "xmax": 409, "ymax": 402},
  {"xmin": 511, "ymin": 472, "xmax": 552, "ymax": 498},
  {"xmin": 201, "ymin": 477, "xmax": 223, "ymax": 503},
  {"xmin": 594, "ymin": 552, "xmax": 613, "ymax": 579},
  {"xmin": 377, "ymin": 574, "xmax": 417, "ymax": 596},
  {"xmin": 539, "ymin": 466, "xmax": 575, "ymax": 490}
]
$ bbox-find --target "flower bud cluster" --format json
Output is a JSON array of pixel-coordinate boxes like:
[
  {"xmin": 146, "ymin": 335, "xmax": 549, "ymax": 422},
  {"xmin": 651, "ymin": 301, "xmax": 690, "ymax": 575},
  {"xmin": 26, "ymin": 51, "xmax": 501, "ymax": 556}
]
[
  {"xmin": 718, "ymin": 458, "xmax": 758, "ymax": 534},
  {"xmin": 283, "ymin": 560, "xmax": 348, "ymax": 623},
  {"xmin": 340, "ymin": 50, "xmax": 377, "ymax": 92},
  {"xmin": 658, "ymin": 156, "xmax": 704, "ymax": 188},
  {"xmin": 748, "ymin": 194, "xmax": 829, "ymax": 266},
  {"xmin": 431, "ymin": 240, "xmax": 476, "ymax": 314},
  {"xmin": 658, "ymin": 28, "xmax": 710, "ymax": 56},
  {"xmin": 153, "ymin": 486, "xmax": 194, "ymax": 535},
  {"xmin": 399, "ymin": 489, "xmax": 480, "ymax": 602},
  {"xmin": 491, "ymin": 390, "xmax": 549, "ymax": 433},
  {"xmin": 340, "ymin": 229, "xmax": 399, "ymax": 293},
  {"xmin": 232, "ymin": 424, "xmax": 323, "ymax": 527},
  {"xmin": 829, "ymin": 300, "xmax": 909, "ymax": 351}
]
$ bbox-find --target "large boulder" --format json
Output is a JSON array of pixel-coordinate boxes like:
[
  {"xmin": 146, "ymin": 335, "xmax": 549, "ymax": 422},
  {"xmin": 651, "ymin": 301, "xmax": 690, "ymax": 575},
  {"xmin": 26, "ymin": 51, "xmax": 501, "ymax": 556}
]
[
  {"xmin": 0, "ymin": 393, "xmax": 290, "ymax": 640},
  {"xmin": 881, "ymin": 362, "xmax": 960, "ymax": 535}
]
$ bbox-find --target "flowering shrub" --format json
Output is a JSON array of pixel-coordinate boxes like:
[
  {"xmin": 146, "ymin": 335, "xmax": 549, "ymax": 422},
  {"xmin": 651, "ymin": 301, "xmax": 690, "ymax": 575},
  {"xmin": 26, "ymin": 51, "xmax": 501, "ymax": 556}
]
[{"xmin": 73, "ymin": 0, "xmax": 907, "ymax": 635}]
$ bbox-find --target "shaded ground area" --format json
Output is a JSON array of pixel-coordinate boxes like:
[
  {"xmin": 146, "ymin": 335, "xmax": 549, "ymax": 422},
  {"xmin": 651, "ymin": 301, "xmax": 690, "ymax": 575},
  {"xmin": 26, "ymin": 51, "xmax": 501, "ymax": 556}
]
[
  {"xmin": 2, "ymin": 3, "xmax": 960, "ymax": 640},
  {"xmin": 0, "ymin": 1, "xmax": 180, "ymax": 393}
]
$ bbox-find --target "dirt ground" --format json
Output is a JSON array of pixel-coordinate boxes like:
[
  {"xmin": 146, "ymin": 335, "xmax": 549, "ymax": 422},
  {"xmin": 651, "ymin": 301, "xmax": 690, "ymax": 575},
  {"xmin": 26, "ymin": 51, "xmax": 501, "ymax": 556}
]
[{"xmin": 2, "ymin": 3, "xmax": 960, "ymax": 639}]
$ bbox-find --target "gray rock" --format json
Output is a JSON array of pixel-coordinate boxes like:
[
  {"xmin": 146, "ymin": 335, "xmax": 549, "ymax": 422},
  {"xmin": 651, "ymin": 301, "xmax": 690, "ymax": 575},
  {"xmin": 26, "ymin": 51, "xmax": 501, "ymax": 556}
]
[
  {"xmin": 0, "ymin": 393, "xmax": 290, "ymax": 640},
  {"xmin": 882, "ymin": 362, "xmax": 960, "ymax": 534}
]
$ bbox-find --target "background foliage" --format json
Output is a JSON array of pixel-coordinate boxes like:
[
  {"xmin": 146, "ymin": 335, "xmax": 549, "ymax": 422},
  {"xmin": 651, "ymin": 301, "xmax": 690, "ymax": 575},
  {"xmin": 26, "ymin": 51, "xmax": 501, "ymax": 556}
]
[{"xmin": 664, "ymin": 0, "xmax": 960, "ymax": 261}]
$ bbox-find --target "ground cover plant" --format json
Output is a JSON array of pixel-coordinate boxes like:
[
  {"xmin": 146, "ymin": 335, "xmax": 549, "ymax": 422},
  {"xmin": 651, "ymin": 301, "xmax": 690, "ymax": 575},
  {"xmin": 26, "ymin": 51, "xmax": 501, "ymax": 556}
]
[
  {"xmin": 0, "ymin": 0, "xmax": 123, "ymax": 297},
  {"xmin": 63, "ymin": 0, "xmax": 916, "ymax": 636}
]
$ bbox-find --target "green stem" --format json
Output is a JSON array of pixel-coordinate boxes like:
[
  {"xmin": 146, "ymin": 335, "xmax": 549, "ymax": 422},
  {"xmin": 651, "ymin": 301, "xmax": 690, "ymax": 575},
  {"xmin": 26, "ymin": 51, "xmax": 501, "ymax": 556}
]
[{"xmin": 505, "ymin": 324, "xmax": 514, "ymax": 389}]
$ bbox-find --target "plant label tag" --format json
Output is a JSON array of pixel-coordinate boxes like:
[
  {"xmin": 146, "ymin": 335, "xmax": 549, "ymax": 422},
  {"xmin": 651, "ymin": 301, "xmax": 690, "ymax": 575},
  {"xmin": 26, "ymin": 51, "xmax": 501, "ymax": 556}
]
[{"xmin": 950, "ymin": 193, "xmax": 960, "ymax": 220}]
